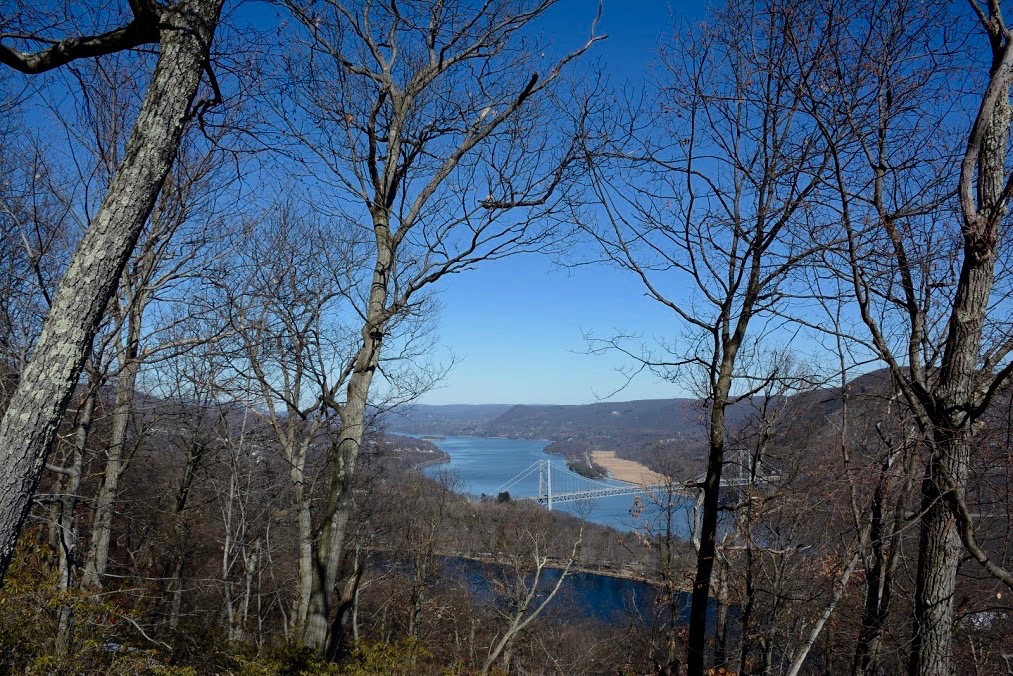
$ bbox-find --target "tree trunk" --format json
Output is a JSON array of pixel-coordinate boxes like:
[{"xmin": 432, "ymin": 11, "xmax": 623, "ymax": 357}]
[
  {"xmin": 910, "ymin": 53, "xmax": 1011, "ymax": 676},
  {"xmin": 324, "ymin": 545, "xmax": 364, "ymax": 660},
  {"xmin": 909, "ymin": 444, "xmax": 964, "ymax": 676},
  {"xmin": 290, "ymin": 438, "xmax": 313, "ymax": 633},
  {"xmin": 81, "ymin": 355, "xmax": 139, "ymax": 589},
  {"xmin": 234, "ymin": 536, "xmax": 261, "ymax": 643},
  {"xmin": 302, "ymin": 365, "xmax": 374, "ymax": 649},
  {"xmin": 168, "ymin": 435, "xmax": 202, "ymax": 632},
  {"xmin": 303, "ymin": 219, "xmax": 392, "ymax": 651},
  {"xmin": 736, "ymin": 438, "xmax": 768, "ymax": 675},
  {"xmin": 687, "ymin": 355, "xmax": 737, "ymax": 675},
  {"xmin": 55, "ymin": 388, "xmax": 95, "ymax": 656},
  {"xmin": 911, "ymin": 284, "xmax": 1002, "ymax": 671},
  {"xmin": 786, "ymin": 546, "xmax": 864, "ymax": 676},
  {"xmin": 0, "ymin": 0, "xmax": 224, "ymax": 583},
  {"xmin": 738, "ymin": 539, "xmax": 756, "ymax": 674},
  {"xmin": 854, "ymin": 446, "xmax": 909, "ymax": 675},
  {"xmin": 713, "ymin": 549, "xmax": 729, "ymax": 668}
]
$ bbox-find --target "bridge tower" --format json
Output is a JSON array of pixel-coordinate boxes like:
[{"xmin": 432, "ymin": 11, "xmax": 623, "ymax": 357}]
[{"xmin": 537, "ymin": 460, "xmax": 554, "ymax": 511}]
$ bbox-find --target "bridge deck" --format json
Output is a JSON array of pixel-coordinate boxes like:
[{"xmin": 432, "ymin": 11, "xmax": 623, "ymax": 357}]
[{"xmin": 526, "ymin": 483, "xmax": 677, "ymax": 505}]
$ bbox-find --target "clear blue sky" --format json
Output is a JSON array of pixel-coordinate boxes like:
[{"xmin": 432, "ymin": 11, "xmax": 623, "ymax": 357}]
[
  {"xmin": 418, "ymin": 1, "xmax": 709, "ymax": 406},
  {"xmin": 423, "ymin": 258, "xmax": 683, "ymax": 405}
]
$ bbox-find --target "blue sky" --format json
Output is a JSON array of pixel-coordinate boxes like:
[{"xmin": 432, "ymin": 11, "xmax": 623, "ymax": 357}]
[
  {"xmin": 423, "ymin": 258, "xmax": 679, "ymax": 405},
  {"xmin": 419, "ymin": 1, "xmax": 709, "ymax": 406}
]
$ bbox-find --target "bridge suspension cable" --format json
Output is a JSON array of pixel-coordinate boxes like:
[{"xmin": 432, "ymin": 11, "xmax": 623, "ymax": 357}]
[{"xmin": 491, "ymin": 461, "xmax": 543, "ymax": 496}]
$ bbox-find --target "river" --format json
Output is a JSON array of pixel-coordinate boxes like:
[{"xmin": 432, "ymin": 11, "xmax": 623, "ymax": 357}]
[
  {"xmin": 419, "ymin": 435, "xmax": 694, "ymax": 535},
  {"xmin": 443, "ymin": 556, "xmax": 688, "ymax": 627}
]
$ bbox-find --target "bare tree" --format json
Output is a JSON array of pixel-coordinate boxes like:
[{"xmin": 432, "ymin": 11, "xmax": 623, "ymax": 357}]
[
  {"xmin": 0, "ymin": 0, "xmax": 226, "ymax": 582},
  {"xmin": 72, "ymin": 64, "xmax": 237, "ymax": 591},
  {"xmin": 479, "ymin": 505, "xmax": 583, "ymax": 676},
  {"xmin": 273, "ymin": 0, "xmax": 602, "ymax": 651},
  {"xmin": 228, "ymin": 205, "xmax": 363, "ymax": 639},
  {"xmin": 797, "ymin": 0, "xmax": 1013, "ymax": 671},
  {"xmin": 212, "ymin": 404, "xmax": 272, "ymax": 644},
  {"xmin": 582, "ymin": 1, "xmax": 832, "ymax": 671}
]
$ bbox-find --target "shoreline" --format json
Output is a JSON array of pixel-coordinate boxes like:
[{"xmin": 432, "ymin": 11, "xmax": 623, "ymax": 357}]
[
  {"xmin": 457, "ymin": 551, "xmax": 690, "ymax": 591},
  {"xmin": 415, "ymin": 455, "xmax": 451, "ymax": 470},
  {"xmin": 393, "ymin": 431, "xmax": 552, "ymax": 444}
]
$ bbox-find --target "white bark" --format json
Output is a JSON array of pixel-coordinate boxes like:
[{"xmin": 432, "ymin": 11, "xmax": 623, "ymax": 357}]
[
  {"xmin": 80, "ymin": 351, "xmax": 139, "ymax": 589},
  {"xmin": 54, "ymin": 388, "xmax": 95, "ymax": 655}
]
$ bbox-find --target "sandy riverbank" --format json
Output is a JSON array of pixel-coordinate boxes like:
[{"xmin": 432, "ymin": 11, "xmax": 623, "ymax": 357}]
[{"xmin": 591, "ymin": 450, "xmax": 669, "ymax": 485}]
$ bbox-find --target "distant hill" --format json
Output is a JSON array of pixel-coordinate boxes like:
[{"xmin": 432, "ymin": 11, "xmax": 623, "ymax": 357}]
[
  {"xmin": 386, "ymin": 403, "xmax": 514, "ymax": 435},
  {"xmin": 387, "ymin": 395, "xmax": 787, "ymax": 446},
  {"xmin": 388, "ymin": 399, "xmax": 707, "ymax": 440},
  {"xmin": 483, "ymin": 399, "xmax": 704, "ymax": 438}
]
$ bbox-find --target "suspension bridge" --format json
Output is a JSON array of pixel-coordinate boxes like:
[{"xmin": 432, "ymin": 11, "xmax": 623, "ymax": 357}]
[
  {"xmin": 492, "ymin": 460, "xmax": 676, "ymax": 510},
  {"xmin": 492, "ymin": 450, "xmax": 777, "ymax": 511}
]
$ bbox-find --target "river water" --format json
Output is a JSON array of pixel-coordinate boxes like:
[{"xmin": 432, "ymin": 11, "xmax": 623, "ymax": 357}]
[
  {"xmin": 420, "ymin": 435, "xmax": 694, "ymax": 535},
  {"xmin": 444, "ymin": 556, "xmax": 682, "ymax": 626}
]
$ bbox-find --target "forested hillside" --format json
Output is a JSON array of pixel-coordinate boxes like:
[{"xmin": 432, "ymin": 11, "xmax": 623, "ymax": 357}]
[{"xmin": 388, "ymin": 404, "xmax": 515, "ymax": 436}]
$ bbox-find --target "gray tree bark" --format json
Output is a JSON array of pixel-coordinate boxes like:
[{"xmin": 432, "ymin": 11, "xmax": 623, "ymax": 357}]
[
  {"xmin": 302, "ymin": 245, "xmax": 387, "ymax": 649},
  {"xmin": 54, "ymin": 387, "xmax": 95, "ymax": 656},
  {"xmin": 80, "ymin": 340, "xmax": 139, "ymax": 590},
  {"xmin": 0, "ymin": 0, "xmax": 224, "ymax": 582},
  {"xmin": 909, "ymin": 20, "xmax": 1013, "ymax": 675}
]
